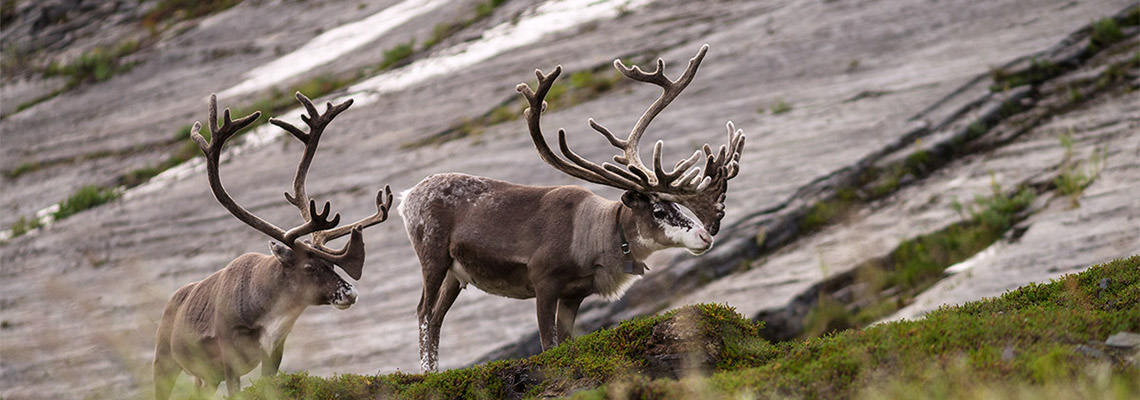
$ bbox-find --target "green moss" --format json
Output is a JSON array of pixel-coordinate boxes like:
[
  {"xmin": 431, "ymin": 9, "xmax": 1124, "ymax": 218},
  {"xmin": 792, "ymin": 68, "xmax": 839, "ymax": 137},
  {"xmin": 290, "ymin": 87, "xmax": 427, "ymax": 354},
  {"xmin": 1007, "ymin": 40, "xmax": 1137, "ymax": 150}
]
[
  {"xmin": 236, "ymin": 257, "xmax": 1139, "ymax": 399},
  {"xmin": 800, "ymin": 181, "xmax": 1036, "ymax": 338},
  {"xmin": 582, "ymin": 256, "xmax": 1140, "ymax": 399}
]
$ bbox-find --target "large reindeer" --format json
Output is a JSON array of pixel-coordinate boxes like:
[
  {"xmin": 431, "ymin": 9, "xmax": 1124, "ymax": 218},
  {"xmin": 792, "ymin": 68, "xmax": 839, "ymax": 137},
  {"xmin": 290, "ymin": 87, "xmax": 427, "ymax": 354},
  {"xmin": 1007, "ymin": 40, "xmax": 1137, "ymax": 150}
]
[
  {"xmin": 400, "ymin": 45, "xmax": 744, "ymax": 372},
  {"xmin": 153, "ymin": 93, "xmax": 393, "ymax": 399}
]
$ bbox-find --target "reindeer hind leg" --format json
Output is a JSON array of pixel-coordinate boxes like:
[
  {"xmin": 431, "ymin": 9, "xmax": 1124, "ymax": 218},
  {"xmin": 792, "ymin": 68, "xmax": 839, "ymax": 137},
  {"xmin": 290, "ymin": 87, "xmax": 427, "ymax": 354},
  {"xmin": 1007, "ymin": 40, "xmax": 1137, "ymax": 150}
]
[
  {"xmin": 424, "ymin": 273, "xmax": 463, "ymax": 370},
  {"xmin": 415, "ymin": 243, "xmax": 453, "ymax": 373}
]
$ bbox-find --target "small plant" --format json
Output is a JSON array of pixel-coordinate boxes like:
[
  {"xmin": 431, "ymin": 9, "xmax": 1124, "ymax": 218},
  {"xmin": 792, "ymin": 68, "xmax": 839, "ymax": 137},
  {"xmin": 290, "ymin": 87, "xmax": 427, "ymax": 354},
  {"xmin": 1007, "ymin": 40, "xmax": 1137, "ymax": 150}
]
[
  {"xmin": 9, "ymin": 215, "xmax": 44, "ymax": 238},
  {"xmin": 1088, "ymin": 17, "xmax": 1124, "ymax": 50},
  {"xmin": 769, "ymin": 99, "xmax": 793, "ymax": 114},
  {"xmin": 487, "ymin": 103, "xmax": 520, "ymax": 125},
  {"xmin": 966, "ymin": 121, "xmax": 988, "ymax": 138},
  {"xmin": 53, "ymin": 185, "xmax": 120, "ymax": 220},
  {"xmin": 424, "ymin": 22, "xmax": 462, "ymax": 49},
  {"xmin": 4, "ymin": 161, "xmax": 42, "ymax": 179},
  {"xmin": 43, "ymin": 39, "xmax": 141, "ymax": 88},
  {"xmin": 142, "ymin": 0, "xmax": 243, "ymax": 33},
  {"xmin": 379, "ymin": 40, "xmax": 415, "ymax": 70},
  {"xmin": 1053, "ymin": 132, "xmax": 1107, "ymax": 208},
  {"xmin": 421, "ymin": 0, "xmax": 508, "ymax": 51},
  {"xmin": 802, "ymin": 295, "xmax": 852, "ymax": 338}
]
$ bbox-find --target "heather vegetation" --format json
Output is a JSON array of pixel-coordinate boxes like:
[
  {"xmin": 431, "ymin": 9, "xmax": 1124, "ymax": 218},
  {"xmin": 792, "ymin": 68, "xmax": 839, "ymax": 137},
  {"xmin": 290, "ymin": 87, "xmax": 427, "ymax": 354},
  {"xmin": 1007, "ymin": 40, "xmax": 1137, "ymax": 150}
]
[{"xmin": 235, "ymin": 256, "xmax": 1139, "ymax": 399}]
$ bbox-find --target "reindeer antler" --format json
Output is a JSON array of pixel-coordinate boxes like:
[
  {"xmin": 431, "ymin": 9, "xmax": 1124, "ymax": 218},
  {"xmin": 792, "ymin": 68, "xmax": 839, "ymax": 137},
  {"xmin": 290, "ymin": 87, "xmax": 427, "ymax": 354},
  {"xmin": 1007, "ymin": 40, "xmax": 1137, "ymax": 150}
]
[
  {"xmin": 517, "ymin": 45, "xmax": 745, "ymax": 234},
  {"xmin": 194, "ymin": 93, "xmax": 389, "ymax": 280}
]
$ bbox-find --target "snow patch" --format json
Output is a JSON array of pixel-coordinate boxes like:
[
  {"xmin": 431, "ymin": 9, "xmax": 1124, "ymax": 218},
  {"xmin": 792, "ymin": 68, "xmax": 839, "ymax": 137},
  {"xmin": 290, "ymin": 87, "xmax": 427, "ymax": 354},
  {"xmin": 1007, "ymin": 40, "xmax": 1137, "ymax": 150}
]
[{"xmin": 219, "ymin": 0, "xmax": 451, "ymax": 98}]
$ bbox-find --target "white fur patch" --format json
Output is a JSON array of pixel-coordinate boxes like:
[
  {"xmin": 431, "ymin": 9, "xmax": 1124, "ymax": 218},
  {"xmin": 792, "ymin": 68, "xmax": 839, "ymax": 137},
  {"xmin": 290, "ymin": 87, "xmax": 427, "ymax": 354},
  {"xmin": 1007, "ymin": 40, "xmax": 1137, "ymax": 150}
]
[
  {"xmin": 420, "ymin": 320, "xmax": 435, "ymax": 372},
  {"xmin": 657, "ymin": 204, "xmax": 709, "ymax": 251},
  {"xmin": 595, "ymin": 272, "xmax": 641, "ymax": 301},
  {"xmin": 450, "ymin": 261, "xmax": 472, "ymax": 288}
]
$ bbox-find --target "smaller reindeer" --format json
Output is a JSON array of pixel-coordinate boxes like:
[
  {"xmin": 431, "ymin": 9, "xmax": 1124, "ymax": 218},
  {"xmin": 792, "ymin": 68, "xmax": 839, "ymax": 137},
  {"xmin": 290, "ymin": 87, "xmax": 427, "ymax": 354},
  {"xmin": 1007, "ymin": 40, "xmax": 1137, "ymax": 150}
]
[
  {"xmin": 402, "ymin": 45, "xmax": 745, "ymax": 372},
  {"xmin": 153, "ymin": 93, "xmax": 393, "ymax": 399}
]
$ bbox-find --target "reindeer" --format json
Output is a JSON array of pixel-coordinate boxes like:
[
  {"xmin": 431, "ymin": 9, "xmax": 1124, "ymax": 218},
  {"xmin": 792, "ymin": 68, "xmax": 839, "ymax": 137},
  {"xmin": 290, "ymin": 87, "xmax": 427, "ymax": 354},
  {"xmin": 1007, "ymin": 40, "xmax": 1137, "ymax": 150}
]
[
  {"xmin": 153, "ymin": 93, "xmax": 393, "ymax": 399},
  {"xmin": 400, "ymin": 45, "xmax": 745, "ymax": 372}
]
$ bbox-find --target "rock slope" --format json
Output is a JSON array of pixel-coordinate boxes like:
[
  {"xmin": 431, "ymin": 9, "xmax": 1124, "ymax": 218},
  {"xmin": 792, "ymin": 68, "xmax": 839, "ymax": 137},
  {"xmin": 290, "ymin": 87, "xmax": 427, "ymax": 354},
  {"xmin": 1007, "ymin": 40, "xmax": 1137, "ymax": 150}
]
[{"xmin": 1, "ymin": 0, "xmax": 1135, "ymax": 398}]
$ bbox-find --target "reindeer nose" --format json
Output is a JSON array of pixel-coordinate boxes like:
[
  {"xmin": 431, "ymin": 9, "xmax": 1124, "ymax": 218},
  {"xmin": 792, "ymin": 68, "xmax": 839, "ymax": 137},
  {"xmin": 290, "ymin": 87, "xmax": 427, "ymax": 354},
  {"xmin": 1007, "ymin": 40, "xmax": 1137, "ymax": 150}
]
[
  {"xmin": 344, "ymin": 286, "xmax": 358, "ymax": 304},
  {"xmin": 333, "ymin": 284, "xmax": 358, "ymax": 309},
  {"xmin": 698, "ymin": 229, "xmax": 712, "ymax": 246}
]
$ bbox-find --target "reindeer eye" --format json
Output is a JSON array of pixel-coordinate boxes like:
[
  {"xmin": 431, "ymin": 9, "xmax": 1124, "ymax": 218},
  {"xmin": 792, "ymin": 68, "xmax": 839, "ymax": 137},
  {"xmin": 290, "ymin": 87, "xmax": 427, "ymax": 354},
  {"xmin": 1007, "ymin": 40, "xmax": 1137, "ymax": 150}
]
[{"xmin": 652, "ymin": 209, "xmax": 666, "ymax": 219}]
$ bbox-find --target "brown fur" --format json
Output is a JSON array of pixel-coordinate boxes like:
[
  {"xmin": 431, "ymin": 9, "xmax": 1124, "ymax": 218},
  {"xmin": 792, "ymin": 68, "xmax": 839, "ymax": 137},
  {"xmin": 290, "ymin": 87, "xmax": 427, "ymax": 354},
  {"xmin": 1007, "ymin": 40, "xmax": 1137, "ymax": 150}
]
[
  {"xmin": 153, "ymin": 247, "xmax": 356, "ymax": 398},
  {"xmin": 400, "ymin": 173, "xmax": 710, "ymax": 372},
  {"xmin": 154, "ymin": 93, "xmax": 387, "ymax": 398}
]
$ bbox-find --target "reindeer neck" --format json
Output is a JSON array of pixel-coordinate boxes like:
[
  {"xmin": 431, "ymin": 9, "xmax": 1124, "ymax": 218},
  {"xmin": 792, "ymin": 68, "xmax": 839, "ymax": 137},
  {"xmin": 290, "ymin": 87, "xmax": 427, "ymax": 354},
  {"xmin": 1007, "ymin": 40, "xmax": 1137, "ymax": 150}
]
[{"xmin": 615, "ymin": 203, "xmax": 662, "ymax": 261}]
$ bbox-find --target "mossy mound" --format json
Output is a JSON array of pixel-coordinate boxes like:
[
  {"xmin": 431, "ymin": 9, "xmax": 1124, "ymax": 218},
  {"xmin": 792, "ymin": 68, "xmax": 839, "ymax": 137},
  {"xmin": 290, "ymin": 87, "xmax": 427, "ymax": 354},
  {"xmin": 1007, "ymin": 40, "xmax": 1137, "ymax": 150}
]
[{"xmin": 238, "ymin": 255, "xmax": 1139, "ymax": 399}]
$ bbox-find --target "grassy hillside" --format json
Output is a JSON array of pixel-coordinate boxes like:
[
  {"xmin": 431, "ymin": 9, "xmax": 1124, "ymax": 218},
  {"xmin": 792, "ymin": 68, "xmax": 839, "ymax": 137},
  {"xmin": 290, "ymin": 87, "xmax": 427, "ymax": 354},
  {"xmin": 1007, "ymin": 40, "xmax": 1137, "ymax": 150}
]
[{"xmin": 236, "ymin": 255, "xmax": 1139, "ymax": 399}]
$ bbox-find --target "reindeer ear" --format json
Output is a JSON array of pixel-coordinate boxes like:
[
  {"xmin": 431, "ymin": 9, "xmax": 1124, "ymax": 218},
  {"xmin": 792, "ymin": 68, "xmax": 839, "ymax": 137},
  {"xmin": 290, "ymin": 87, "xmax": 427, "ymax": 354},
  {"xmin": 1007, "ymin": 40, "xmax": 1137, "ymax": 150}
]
[
  {"xmin": 268, "ymin": 241, "xmax": 295, "ymax": 266},
  {"xmin": 621, "ymin": 191, "xmax": 650, "ymax": 208}
]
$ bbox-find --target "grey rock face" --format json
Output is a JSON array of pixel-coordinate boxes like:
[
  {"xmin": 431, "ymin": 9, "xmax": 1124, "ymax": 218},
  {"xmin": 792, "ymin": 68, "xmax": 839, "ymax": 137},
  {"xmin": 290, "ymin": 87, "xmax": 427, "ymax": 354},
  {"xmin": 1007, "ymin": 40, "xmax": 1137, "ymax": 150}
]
[{"xmin": 1, "ymin": 0, "xmax": 1136, "ymax": 398}]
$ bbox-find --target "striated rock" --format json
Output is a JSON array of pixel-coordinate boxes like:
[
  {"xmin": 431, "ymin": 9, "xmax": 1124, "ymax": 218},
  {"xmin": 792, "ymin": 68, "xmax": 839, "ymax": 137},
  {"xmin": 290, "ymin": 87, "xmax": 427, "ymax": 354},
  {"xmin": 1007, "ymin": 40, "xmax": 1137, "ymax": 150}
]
[{"xmin": 0, "ymin": 0, "xmax": 1136, "ymax": 398}]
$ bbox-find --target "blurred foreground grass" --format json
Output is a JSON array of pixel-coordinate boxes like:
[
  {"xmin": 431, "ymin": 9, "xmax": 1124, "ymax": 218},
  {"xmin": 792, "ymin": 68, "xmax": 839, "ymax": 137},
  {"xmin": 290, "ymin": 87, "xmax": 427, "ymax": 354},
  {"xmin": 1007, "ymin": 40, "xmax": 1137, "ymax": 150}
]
[{"xmin": 233, "ymin": 255, "xmax": 1139, "ymax": 399}]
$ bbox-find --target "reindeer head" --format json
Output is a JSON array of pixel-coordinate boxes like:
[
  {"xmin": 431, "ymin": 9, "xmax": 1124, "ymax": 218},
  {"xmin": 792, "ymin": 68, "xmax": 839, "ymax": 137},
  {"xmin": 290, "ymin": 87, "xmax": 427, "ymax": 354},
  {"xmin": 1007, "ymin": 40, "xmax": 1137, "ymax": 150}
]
[
  {"xmin": 517, "ymin": 44, "xmax": 745, "ymax": 250},
  {"xmin": 192, "ymin": 93, "xmax": 393, "ymax": 307},
  {"xmin": 267, "ymin": 242, "xmax": 358, "ymax": 308}
]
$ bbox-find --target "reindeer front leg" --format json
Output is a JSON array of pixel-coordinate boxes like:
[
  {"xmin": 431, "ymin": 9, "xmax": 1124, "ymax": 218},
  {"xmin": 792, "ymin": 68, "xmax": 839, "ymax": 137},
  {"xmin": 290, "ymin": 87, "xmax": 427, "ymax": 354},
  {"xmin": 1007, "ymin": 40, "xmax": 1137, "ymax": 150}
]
[
  {"xmin": 262, "ymin": 341, "xmax": 285, "ymax": 377},
  {"xmin": 225, "ymin": 366, "xmax": 241, "ymax": 396},
  {"xmin": 555, "ymin": 297, "xmax": 584, "ymax": 344},
  {"xmin": 535, "ymin": 290, "xmax": 560, "ymax": 351}
]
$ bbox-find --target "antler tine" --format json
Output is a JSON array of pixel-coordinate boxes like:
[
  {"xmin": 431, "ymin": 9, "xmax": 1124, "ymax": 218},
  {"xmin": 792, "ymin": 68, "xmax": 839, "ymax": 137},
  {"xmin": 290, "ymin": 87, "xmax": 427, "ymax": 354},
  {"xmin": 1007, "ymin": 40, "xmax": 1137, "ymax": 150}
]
[
  {"xmin": 194, "ymin": 94, "xmax": 297, "ymax": 245},
  {"xmin": 608, "ymin": 44, "xmax": 710, "ymax": 179},
  {"xmin": 517, "ymin": 66, "xmax": 644, "ymax": 191},
  {"xmin": 283, "ymin": 199, "xmax": 341, "ymax": 244},
  {"xmin": 271, "ymin": 92, "xmax": 354, "ymax": 222},
  {"xmin": 312, "ymin": 185, "xmax": 394, "ymax": 248}
]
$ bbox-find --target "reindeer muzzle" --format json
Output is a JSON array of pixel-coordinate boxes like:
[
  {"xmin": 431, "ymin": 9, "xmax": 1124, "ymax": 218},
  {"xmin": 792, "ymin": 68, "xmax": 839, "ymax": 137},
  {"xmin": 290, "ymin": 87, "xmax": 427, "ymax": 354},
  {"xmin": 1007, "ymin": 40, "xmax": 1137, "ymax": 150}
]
[{"xmin": 331, "ymin": 283, "xmax": 358, "ymax": 310}]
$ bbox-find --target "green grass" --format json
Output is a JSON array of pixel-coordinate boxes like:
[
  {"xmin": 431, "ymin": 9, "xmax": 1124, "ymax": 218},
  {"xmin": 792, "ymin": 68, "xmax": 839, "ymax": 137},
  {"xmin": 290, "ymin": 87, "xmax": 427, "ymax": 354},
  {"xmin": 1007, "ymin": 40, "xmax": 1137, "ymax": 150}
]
[
  {"xmin": 43, "ymin": 39, "xmax": 141, "ymax": 88},
  {"xmin": 3, "ymin": 161, "xmax": 42, "ymax": 179},
  {"xmin": 989, "ymin": 58, "xmax": 1061, "ymax": 92},
  {"xmin": 423, "ymin": 0, "xmax": 508, "ymax": 49},
  {"xmin": 379, "ymin": 41, "xmax": 416, "ymax": 70},
  {"xmin": 121, "ymin": 74, "xmax": 352, "ymax": 188},
  {"xmin": 9, "ymin": 215, "xmax": 44, "ymax": 238},
  {"xmin": 236, "ymin": 256, "xmax": 1140, "ymax": 399},
  {"xmin": 769, "ymin": 99, "xmax": 793, "ymax": 114},
  {"xmin": 800, "ymin": 180, "xmax": 1036, "ymax": 338},
  {"xmin": 142, "ymin": 0, "xmax": 243, "ymax": 33},
  {"xmin": 402, "ymin": 63, "xmax": 626, "ymax": 148},
  {"xmin": 53, "ymin": 185, "xmax": 119, "ymax": 220},
  {"xmin": 1088, "ymin": 17, "xmax": 1125, "ymax": 50},
  {"xmin": 1052, "ymin": 132, "xmax": 1106, "ymax": 208}
]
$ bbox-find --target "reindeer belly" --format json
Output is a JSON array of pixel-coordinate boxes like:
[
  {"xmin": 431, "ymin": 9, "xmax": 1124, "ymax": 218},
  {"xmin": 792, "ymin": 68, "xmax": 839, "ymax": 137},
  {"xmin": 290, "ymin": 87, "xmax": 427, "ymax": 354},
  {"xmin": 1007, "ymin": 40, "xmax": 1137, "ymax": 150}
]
[{"xmin": 451, "ymin": 259, "xmax": 534, "ymax": 299}]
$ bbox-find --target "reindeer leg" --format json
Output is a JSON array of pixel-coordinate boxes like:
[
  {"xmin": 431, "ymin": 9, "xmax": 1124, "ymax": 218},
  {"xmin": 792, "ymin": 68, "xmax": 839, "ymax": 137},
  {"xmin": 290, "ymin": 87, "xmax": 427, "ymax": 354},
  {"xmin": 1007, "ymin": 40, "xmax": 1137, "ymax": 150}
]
[
  {"xmin": 195, "ymin": 377, "xmax": 219, "ymax": 399},
  {"xmin": 555, "ymin": 297, "xmax": 584, "ymax": 345},
  {"xmin": 224, "ymin": 366, "xmax": 241, "ymax": 396},
  {"xmin": 535, "ymin": 290, "xmax": 560, "ymax": 351},
  {"xmin": 423, "ymin": 273, "xmax": 463, "ymax": 370},
  {"xmin": 417, "ymin": 249, "xmax": 453, "ymax": 373},
  {"xmin": 262, "ymin": 341, "xmax": 284, "ymax": 377},
  {"xmin": 152, "ymin": 354, "xmax": 180, "ymax": 400}
]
